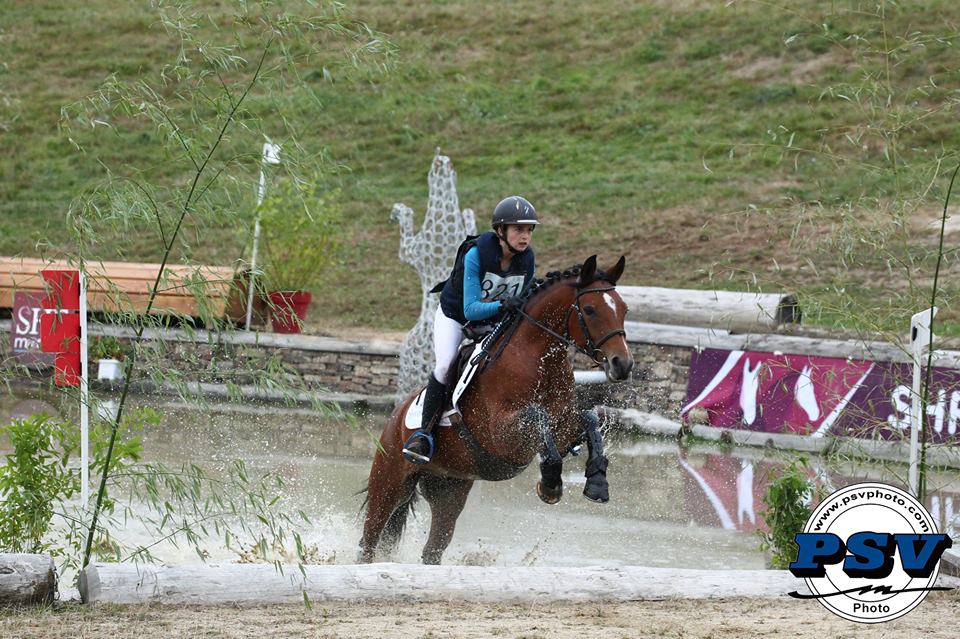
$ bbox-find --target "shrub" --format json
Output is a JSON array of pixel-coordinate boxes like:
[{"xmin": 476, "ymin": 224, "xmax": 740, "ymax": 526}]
[
  {"xmin": 758, "ymin": 457, "xmax": 822, "ymax": 569},
  {"xmin": 0, "ymin": 414, "xmax": 78, "ymax": 553},
  {"xmin": 258, "ymin": 180, "xmax": 342, "ymax": 293},
  {"xmin": 89, "ymin": 335, "xmax": 126, "ymax": 360}
]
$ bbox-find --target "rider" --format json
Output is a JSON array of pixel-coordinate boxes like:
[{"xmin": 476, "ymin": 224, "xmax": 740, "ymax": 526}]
[{"xmin": 402, "ymin": 195, "xmax": 539, "ymax": 464}]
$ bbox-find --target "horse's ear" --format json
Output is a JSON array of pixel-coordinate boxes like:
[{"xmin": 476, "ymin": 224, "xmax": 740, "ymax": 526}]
[
  {"xmin": 578, "ymin": 255, "xmax": 597, "ymax": 287},
  {"xmin": 607, "ymin": 255, "xmax": 626, "ymax": 284}
]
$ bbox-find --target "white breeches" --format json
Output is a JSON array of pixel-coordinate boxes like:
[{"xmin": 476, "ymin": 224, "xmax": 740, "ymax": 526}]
[{"xmin": 432, "ymin": 305, "xmax": 465, "ymax": 383}]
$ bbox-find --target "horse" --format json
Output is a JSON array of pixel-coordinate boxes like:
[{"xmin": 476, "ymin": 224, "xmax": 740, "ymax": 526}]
[{"xmin": 359, "ymin": 255, "xmax": 634, "ymax": 564}]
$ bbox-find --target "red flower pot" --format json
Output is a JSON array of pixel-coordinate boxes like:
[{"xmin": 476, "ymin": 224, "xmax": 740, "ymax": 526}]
[{"xmin": 268, "ymin": 290, "xmax": 312, "ymax": 334}]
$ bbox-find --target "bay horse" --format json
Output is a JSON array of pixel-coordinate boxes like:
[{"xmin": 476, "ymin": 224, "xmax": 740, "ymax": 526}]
[{"xmin": 359, "ymin": 255, "xmax": 633, "ymax": 564}]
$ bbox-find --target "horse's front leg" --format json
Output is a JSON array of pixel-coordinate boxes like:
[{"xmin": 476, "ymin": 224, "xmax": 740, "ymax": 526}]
[
  {"xmin": 523, "ymin": 405, "xmax": 563, "ymax": 504},
  {"xmin": 581, "ymin": 409, "xmax": 610, "ymax": 503}
]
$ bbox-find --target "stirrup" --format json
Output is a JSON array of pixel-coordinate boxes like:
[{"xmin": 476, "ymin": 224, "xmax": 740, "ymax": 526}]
[{"xmin": 402, "ymin": 431, "xmax": 435, "ymax": 465}]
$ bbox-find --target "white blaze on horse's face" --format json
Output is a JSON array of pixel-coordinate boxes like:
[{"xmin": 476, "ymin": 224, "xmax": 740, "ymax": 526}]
[{"xmin": 603, "ymin": 292, "xmax": 617, "ymax": 314}]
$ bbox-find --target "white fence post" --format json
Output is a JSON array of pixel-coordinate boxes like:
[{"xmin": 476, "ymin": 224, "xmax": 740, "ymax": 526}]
[{"xmin": 909, "ymin": 307, "xmax": 937, "ymax": 497}]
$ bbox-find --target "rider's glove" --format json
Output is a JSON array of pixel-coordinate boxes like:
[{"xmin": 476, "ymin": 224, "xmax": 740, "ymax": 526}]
[{"xmin": 500, "ymin": 295, "xmax": 524, "ymax": 312}]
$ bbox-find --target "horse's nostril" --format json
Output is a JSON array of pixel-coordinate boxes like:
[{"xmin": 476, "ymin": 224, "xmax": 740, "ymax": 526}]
[{"xmin": 608, "ymin": 355, "xmax": 633, "ymax": 379}]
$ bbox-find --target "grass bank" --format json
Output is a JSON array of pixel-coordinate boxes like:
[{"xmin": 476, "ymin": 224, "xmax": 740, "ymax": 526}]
[{"xmin": 2, "ymin": 0, "xmax": 960, "ymax": 335}]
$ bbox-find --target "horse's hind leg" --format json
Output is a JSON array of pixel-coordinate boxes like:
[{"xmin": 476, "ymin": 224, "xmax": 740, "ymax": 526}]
[
  {"xmin": 418, "ymin": 475, "xmax": 474, "ymax": 565},
  {"xmin": 581, "ymin": 409, "xmax": 610, "ymax": 503},
  {"xmin": 359, "ymin": 447, "xmax": 419, "ymax": 563},
  {"xmin": 378, "ymin": 474, "xmax": 420, "ymax": 558}
]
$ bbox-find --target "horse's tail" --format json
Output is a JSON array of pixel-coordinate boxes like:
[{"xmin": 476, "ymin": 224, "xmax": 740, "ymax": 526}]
[
  {"xmin": 356, "ymin": 482, "xmax": 370, "ymax": 520},
  {"xmin": 381, "ymin": 481, "xmax": 420, "ymax": 549},
  {"xmin": 357, "ymin": 477, "xmax": 421, "ymax": 552}
]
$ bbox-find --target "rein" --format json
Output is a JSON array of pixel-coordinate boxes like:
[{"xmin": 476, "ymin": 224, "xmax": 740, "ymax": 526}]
[{"xmin": 515, "ymin": 285, "xmax": 626, "ymax": 367}]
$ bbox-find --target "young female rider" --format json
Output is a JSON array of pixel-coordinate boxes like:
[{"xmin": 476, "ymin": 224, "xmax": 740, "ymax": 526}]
[{"xmin": 402, "ymin": 195, "xmax": 539, "ymax": 464}]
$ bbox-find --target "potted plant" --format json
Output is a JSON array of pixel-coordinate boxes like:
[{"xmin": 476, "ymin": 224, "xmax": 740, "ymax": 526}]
[
  {"xmin": 89, "ymin": 335, "xmax": 127, "ymax": 381},
  {"xmin": 258, "ymin": 180, "xmax": 341, "ymax": 334}
]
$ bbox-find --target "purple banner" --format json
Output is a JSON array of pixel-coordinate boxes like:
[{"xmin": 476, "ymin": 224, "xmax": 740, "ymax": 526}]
[
  {"xmin": 10, "ymin": 291, "xmax": 55, "ymax": 366},
  {"xmin": 683, "ymin": 348, "xmax": 960, "ymax": 444}
]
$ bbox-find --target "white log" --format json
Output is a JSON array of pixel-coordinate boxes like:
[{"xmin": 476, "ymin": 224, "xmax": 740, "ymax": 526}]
[
  {"xmin": 617, "ymin": 286, "xmax": 799, "ymax": 331},
  {"xmin": 943, "ymin": 549, "xmax": 960, "ymax": 578},
  {"xmin": 574, "ymin": 370, "xmax": 608, "ymax": 384},
  {"xmin": 623, "ymin": 321, "xmax": 960, "ymax": 368},
  {"xmin": 80, "ymin": 562, "xmax": 808, "ymax": 605},
  {"xmin": 0, "ymin": 553, "xmax": 56, "ymax": 605}
]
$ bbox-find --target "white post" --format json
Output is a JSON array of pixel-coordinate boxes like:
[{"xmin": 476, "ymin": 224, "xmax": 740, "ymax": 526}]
[
  {"xmin": 245, "ymin": 141, "xmax": 281, "ymax": 331},
  {"xmin": 908, "ymin": 307, "xmax": 937, "ymax": 497},
  {"xmin": 79, "ymin": 270, "xmax": 89, "ymax": 506}
]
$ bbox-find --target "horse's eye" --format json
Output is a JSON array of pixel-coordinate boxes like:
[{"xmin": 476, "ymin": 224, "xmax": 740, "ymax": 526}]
[{"xmin": 583, "ymin": 305, "xmax": 595, "ymax": 316}]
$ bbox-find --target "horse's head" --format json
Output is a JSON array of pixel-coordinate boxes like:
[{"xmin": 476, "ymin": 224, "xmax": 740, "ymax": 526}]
[{"xmin": 568, "ymin": 255, "xmax": 634, "ymax": 382}]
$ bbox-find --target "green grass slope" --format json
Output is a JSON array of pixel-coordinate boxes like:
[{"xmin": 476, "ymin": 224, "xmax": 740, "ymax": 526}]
[{"xmin": 2, "ymin": 0, "xmax": 960, "ymax": 334}]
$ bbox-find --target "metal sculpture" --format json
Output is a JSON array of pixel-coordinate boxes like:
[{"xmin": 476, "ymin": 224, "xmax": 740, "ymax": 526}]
[{"xmin": 391, "ymin": 151, "xmax": 477, "ymax": 399}]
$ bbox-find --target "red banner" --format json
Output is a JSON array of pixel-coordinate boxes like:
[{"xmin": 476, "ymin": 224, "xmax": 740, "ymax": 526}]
[
  {"xmin": 41, "ymin": 269, "xmax": 80, "ymax": 311},
  {"xmin": 39, "ymin": 270, "xmax": 82, "ymax": 387},
  {"xmin": 40, "ymin": 312, "xmax": 80, "ymax": 353}
]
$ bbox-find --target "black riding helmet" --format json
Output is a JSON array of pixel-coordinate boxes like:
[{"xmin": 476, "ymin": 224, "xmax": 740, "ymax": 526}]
[
  {"xmin": 492, "ymin": 195, "xmax": 538, "ymax": 254},
  {"xmin": 491, "ymin": 195, "xmax": 539, "ymax": 228}
]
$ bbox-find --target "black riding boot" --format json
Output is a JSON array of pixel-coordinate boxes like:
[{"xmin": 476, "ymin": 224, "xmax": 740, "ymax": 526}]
[{"xmin": 402, "ymin": 374, "xmax": 446, "ymax": 464}]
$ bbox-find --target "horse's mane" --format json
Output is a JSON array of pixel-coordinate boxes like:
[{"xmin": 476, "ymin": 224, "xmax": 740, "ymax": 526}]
[
  {"xmin": 521, "ymin": 267, "xmax": 577, "ymax": 303},
  {"xmin": 480, "ymin": 261, "xmax": 616, "ymax": 365},
  {"xmin": 521, "ymin": 262, "xmax": 616, "ymax": 303}
]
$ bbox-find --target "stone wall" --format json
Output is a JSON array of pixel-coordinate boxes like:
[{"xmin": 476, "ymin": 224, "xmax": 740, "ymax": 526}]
[
  {"xmin": 0, "ymin": 321, "xmax": 406, "ymax": 401},
  {"xmin": 0, "ymin": 320, "xmax": 692, "ymax": 416},
  {"xmin": 142, "ymin": 334, "xmax": 692, "ymax": 415},
  {"xmin": 156, "ymin": 339, "xmax": 402, "ymax": 397},
  {"xmin": 573, "ymin": 343, "xmax": 690, "ymax": 418}
]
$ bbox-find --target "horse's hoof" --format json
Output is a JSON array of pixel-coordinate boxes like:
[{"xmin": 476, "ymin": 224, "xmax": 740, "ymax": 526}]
[
  {"xmin": 536, "ymin": 481, "xmax": 563, "ymax": 505},
  {"xmin": 583, "ymin": 455, "xmax": 609, "ymax": 503},
  {"xmin": 583, "ymin": 480, "xmax": 609, "ymax": 503}
]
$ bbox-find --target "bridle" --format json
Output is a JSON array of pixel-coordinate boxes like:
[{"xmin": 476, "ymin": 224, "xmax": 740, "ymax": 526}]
[{"xmin": 514, "ymin": 285, "xmax": 627, "ymax": 367}]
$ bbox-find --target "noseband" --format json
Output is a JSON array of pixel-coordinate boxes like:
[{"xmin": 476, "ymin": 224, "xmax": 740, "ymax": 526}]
[{"xmin": 516, "ymin": 285, "xmax": 627, "ymax": 367}]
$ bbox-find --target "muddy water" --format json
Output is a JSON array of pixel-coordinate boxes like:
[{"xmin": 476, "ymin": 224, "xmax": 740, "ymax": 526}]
[{"xmin": 2, "ymin": 391, "xmax": 959, "ymax": 570}]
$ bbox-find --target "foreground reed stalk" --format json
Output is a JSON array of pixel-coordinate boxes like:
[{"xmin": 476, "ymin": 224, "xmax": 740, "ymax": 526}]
[{"xmin": 81, "ymin": 48, "xmax": 270, "ymax": 569}]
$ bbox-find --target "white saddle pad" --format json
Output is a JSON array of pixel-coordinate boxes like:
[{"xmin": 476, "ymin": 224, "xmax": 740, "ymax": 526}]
[{"xmin": 404, "ymin": 342, "xmax": 485, "ymax": 431}]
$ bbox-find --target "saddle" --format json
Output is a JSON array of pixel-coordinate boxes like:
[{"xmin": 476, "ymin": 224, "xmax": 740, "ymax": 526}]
[{"xmin": 403, "ymin": 323, "xmax": 493, "ymax": 432}]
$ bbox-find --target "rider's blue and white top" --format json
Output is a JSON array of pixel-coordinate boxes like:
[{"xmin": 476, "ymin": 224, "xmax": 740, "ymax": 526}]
[{"xmin": 438, "ymin": 231, "xmax": 535, "ymax": 325}]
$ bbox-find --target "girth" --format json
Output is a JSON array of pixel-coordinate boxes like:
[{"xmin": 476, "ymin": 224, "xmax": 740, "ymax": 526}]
[{"xmin": 453, "ymin": 419, "xmax": 530, "ymax": 481}]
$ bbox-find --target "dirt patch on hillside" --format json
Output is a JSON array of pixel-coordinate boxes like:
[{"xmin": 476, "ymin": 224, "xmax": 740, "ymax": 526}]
[
  {"xmin": 307, "ymin": 323, "xmax": 409, "ymax": 343},
  {"xmin": 910, "ymin": 206, "xmax": 960, "ymax": 239},
  {"xmin": 730, "ymin": 54, "xmax": 784, "ymax": 80},
  {"xmin": 729, "ymin": 52, "xmax": 838, "ymax": 83},
  {"xmin": 4, "ymin": 593, "xmax": 959, "ymax": 638},
  {"xmin": 790, "ymin": 54, "xmax": 838, "ymax": 82},
  {"xmin": 587, "ymin": 205, "xmax": 796, "ymax": 288}
]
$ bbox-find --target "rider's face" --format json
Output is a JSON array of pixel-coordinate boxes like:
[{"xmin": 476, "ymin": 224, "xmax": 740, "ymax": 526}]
[{"xmin": 503, "ymin": 224, "xmax": 535, "ymax": 251}]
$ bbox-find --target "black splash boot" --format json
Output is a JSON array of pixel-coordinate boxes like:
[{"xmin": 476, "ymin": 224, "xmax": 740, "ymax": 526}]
[
  {"xmin": 583, "ymin": 455, "xmax": 609, "ymax": 503},
  {"xmin": 402, "ymin": 374, "xmax": 446, "ymax": 464},
  {"xmin": 581, "ymin": 409, "xmax": 610, "ymax": 503}
]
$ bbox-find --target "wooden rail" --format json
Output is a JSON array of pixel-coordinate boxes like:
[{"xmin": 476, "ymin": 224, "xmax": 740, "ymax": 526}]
[
  {"xmin": 617, "ymin": 286, "xmax": 799, "ymax": 332},
  {"xmin": 0, "ymin": 257, "xmax": 249, "ymax": 321}
]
